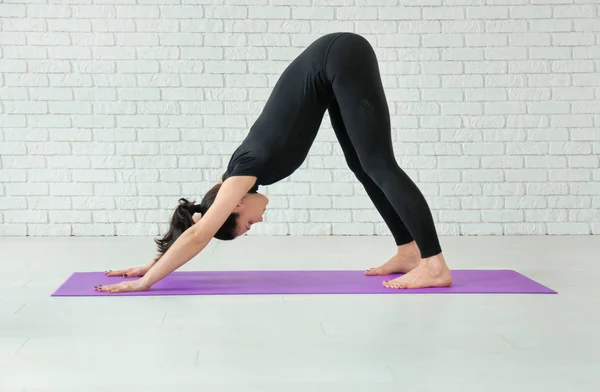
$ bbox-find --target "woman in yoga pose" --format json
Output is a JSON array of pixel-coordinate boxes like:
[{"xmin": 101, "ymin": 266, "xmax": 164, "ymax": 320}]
[{"xmin": 96, "ymin": 32, "xmax": 452, "ymax": 293}]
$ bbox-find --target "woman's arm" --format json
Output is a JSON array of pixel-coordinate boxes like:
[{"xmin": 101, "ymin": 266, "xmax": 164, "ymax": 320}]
[{"xmin": 95, "ymin": 176, "xmax": 256, "ymax": 293}]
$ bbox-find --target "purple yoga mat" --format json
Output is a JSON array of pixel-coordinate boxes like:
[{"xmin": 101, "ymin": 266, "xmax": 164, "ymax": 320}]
[{"xmin": 51, "ymin": 270, "xmax": 556, "ymax": 297}]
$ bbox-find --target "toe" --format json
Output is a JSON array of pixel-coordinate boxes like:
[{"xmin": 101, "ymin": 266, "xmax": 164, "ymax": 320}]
[{"xmin": 365, "ymin": 267, "xmax": 381, "ymax": 276}]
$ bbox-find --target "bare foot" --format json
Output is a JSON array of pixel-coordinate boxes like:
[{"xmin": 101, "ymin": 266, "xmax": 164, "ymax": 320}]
[
  {"xmin": 383, "ymin": 253, "xmax": 452, "ymax": 289},
  {"xmin": 364, "ymin": 241, "xmax": 420, "ymax": 276}
]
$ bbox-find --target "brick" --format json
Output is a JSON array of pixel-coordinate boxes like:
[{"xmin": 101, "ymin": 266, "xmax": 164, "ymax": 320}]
[
  {"xmin": 551, "ymin": 115, "xmax": 594, "ymax": 128},
  {"xmin": 94, "ymin": 211, "xmax": 136, "ymax": 223},
  {"xmin": 442, "ymin": 20, "xmax": 483, "ymax": 33},
  {"xmin": 505, "ymin": 169, "xmax": 548, "ymax": 182},
  {"xmin": 482, "ymin": 210, "xmax": 523, "ymax": 223},
  {"xmin": 443, "ymin": 75, "xmax": 483, "ymax": 87},
  {"xmin": 526, "ymin": 156, "xmax": 567, "ymax": 168},
  {"xmin": 118, "ymin": 88, "xmax": 160, "ymax": 101},
  {"xmin": 467, "ymin": 6, "xmax": 508, "ymax": 19},
  {"xmin": 48, "ymin": 19, "xmax": 91, "ymax": 32},
  {"xmin": 158, "ymin": 60, "xmax": 202, "ymax": 73},
  {"xmin": 485, "ymin": 47, "xmax": 526, "ymax": 60},
  {"xmin": 424, "ymin": 7, "xmax": 464, "ymax": 19},
  {"xmin": 5, "ymin": 183, "xmax": 49, "ymax": 196},
  {"xmin": 75, "ymin": 88, "xmax": 117, "ymax": 101},
  {"xmin": 116, "ymin": 33, "xmax": 159, "ymax": 46},
  {"xmin": 0, "ymin": 87, "xmax": 28, "ymax": 100},
  {"xmin": 5, "ymin": 47, "xmax": 43, "ymax": 62},
  {"xmin": 27, "ymin": 142, "xmax": 70, "ymax": 155},
  {"xmin": 3, "ymin": 19, "xmax": 46, "ymax": 32},
  {"xmin": 92, "ymin": 47, "xmax": 136, "ymax": 60},
  {"xmin": 439, "ymin": 210, "xmax": 480, "ymax": 223},
  {"xmin": 1, "ymin": 32, "xmax": 26, "ymax": 46},
  {"xmin": 137, "ymin": 20, "xmax": 179, "ymax": 32},
  {"xmin": 552, "ymin": 87, "xmax": 594, "ymax": 100},
  {"xmin": 573, "ymin": 47, "xmax": 600, "ymax": 58},
  {"xmin": 507, "ymin": 115, "xmax": 550, "ymax": 128},
  {"xmin": 116, "ymin": 5, "xmax": 159, "ymax": 18},
  {"xmin": 442, "ymin": 48, "xmax": 483, "ymax": 60},
  {"xmin": 422, "ymin": 34, "xmax": 463, "ymax": 48},
  {"xmin": 0, "ymin": 4, "xmax": 25, "ymax": 17},
  {"xmin": 336, "ymin": 7, "xmax": 377, "ymax": 20},
  {"xmin": 465, "ymin": 61, "xmax": 507, "ymax": 74},
  {"xmin": 553, "ymin": 5, "xmax": 596, "ymax": 18},
  {"xmin": 5, "ymin": 74, "xmax": 49, "ymax": 87},
  {"xmin": 118, "ymin": 115, "xmax": 159, "ymax": 128},
  {"xmin": 530, "ymin": 19, "xmax": 572, "ymax": 32},
  {"xmin": 466, "ymin": 34, "xmax": 507, "ymax": 47},
  {"xmin": 482, "ymin": 156, "xmax": 523, "ymax": 168},
  {"xmin": 71, "ymin": 33, "xmax": 114, "ymax": 46},
  {"xmin": 0, "ymin": 60, "xmax": 27, "ymax": 72},
  {"xmin": 509, "ymin": 33, "xmax": 551, "ymax": 47},
  {"xmin": 181, "ymin": 47, "xmax": 222, "ymax": 60},
  {"xmin": 528, "ymin": 74, "xmax": 570, "ymax": 87},
  {"xmin": 482, "ymin": 183, "xmax": 525, "ymax": 196},
  {"xmin": 549, "ymin": 169, "xmax": 592, "ymax": 182},
  {"xmin": 160, "ymin": 5, "xmax": 204, "ymax": 18},
  {"xmin": 4, "ymin": 101, "xmax": 47, "ymax": 114},
  {"xmin": 485, "ymin": 102, "xmax": 526, "ymax": 114},
  {"xmin": 377, "ymin": 7, "xmax": 421, "ymax": 20},
  {"xmin": 398, "ymin": 48, "xmax": 440, "ymax": 61},
  {"xmin": 441, "ymin": 103, "xmax": 482, "ymax": 115},
  {"xmin": 4, "ymin": 129, "xmax": 48, "ymax": 142},
  {"xmin": 510, "ymin": 5, "xmax": 552, "ymax": 18},
  {"xmin": 4, "ymin": 211, "xmax": 48, "ymax": 224},
  {"xmin": 527, "ymin": 102, "xmax": 569, "ymax": 114},
  {"xmin": 29, "ymin": 115, "xmax": 71, "ymax": 128},
  {"xmin": 485, "ymin": 20, "xmax": 527, "ymax": 33},
  {"xmin": 509, "ymin": 60, "xmax": 550, "ymax": 73},
  {"xmin": 552, "ymin": 60, "xmax": 594, "ymax": 73},
  {"xmin": 574, "ymin": 19, "xmax": 600, "ymax": 32},
  {"xmin": 482, "ymin": 129, "xmax": 526, "ymax": 142},
  {"xmin": 225, "ymin": 20, "xmax": 267, "ymax": 33},
  {"xmin": 548, "ymin": 196, "xmax": 591, "ymax": 209},
  {"xmin": 49, "ymin": 74, "xmax": 92, "ymax": 87},
  {"xmin": 28, "ymin": 60, "xmax": 71, "ymax": 73},
  {"xmin": 507, "ymin": 142, "xmax": 549, "ymax": 155},
  {"xmin": 27, "ymin": 5, "xmax": 71, "ymax": 18},
  {"xmin": 249, "ymin": 6, "xmax": 290, "ymax": 19}
]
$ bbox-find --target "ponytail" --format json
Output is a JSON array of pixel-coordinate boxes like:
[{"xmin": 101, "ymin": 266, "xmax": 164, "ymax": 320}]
[
  {"xmin": 154, "ymin": 198, "xmax": 203, "ymax": 255},
  {"xmin": 154, "ymin": 184, "xmax": 242, "ymax": 257}
]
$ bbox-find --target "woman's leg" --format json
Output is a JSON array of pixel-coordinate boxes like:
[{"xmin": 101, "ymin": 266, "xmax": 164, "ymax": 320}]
[
  {"xmin": 325, "ymin": 33, "xmax": 451, "ymax": 288},
  {"xmin": 329, "ymin": 99, "xmax": 414, "ymax": 247},
  {"xmin": 329, "ymin": 99, "xmax": 420, "ymax": 274}
]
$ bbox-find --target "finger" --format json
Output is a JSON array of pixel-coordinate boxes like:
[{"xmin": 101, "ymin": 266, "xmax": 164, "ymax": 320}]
[
  {"xmin": 95, "ymin": 283, "xmax": 121, "ymax": 292},
  {"xmin": 105, "ymin": 269, "xmax": 129, "ymax": 277}
]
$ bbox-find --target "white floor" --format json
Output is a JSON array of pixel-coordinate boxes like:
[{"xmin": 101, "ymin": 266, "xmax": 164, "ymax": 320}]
[{"xmin": 0, "ymin": 235, "xmax": 598, "ymax": 392}]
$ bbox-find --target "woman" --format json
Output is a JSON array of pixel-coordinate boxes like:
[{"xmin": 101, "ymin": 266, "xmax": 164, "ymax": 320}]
[{"xmin": 96, "ymin": 32, "xmax": 452, "ymax": 293}]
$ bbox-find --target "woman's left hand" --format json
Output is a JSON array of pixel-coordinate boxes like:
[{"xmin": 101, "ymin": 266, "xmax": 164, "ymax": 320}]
[{"xmin": 94, "ymin": 278, "xmax": 151, "ymax": 293}]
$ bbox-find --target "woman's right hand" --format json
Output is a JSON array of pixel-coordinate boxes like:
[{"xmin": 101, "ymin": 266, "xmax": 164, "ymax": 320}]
[{"xmin": 105, "ymin": 264, "xmax": 151, "ymax": 278}]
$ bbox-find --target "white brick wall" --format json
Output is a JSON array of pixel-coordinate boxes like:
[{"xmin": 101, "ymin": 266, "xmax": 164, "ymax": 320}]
[{"xmin": 1, "ymin": 1, "xmax": 599, "ymax": 237}]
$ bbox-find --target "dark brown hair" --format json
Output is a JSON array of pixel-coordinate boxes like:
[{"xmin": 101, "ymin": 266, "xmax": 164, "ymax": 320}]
[{"xmin": 154, "ymin": 184, "xmax": 239, "ymax": 257}]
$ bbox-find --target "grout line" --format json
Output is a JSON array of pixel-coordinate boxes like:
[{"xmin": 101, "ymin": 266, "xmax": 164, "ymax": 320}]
[
  {"xmin": 13, "ymin": 304, "xmax": 26, "ymax": 315},
  {"xmin": 319, "ymin": 322, "xmax": 326, "ymax": 336},
  {"xmin": 500, "ymin": 334, "xmax": 517, "ymax": 350},
  {"xmin": 387, "ymin": 363, "xmax": 399, "ymax": 384},
  {"xmin": 194, "ymin": 350, "xmax": 199, "ymax": 367},
  {"xmin": 21, "ymin": 279, "xmax": 32, "ymax": 288},
  {"xmin": 15, "ymin": 338, "xmax": 30, "ymax": 354},
  {"xmin": 161, "ymin": 312, "xmax": 167, "ymax": 324}
]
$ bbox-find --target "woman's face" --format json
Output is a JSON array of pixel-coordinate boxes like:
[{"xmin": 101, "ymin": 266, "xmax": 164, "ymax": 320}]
[{"xmin": 233, "ymin": 192, "xmax": 269, "ymax": 237}]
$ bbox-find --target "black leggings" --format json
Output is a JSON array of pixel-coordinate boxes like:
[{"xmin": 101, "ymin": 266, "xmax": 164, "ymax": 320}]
[{"xmin": 325, "ymin": 33, "xmax": 442, "ymax": 259}]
